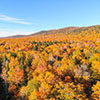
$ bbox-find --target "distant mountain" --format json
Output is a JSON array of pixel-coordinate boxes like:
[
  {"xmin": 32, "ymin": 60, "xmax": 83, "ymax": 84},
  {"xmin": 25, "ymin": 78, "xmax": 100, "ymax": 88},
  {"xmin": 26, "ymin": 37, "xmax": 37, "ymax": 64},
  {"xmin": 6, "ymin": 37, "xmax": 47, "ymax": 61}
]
[
  {"xmin": 68, "ymin": 25, "xmax": 100, "ymax": 34},
  {"xmin": 1, "ymin": 25, "xmax": 100, "ymax": 38},
  {"xmin": 28, "ymin": 25, "xmax": 100, "ymax": 36},
  {"xmin": 5, "ymin": 35, "xmax": 26, "ymax": 38},
  {"xmin": 30, "ymin": 27, "xmax": 80, "ymax": 36},
  {"xmin": 2, "ymin": 27, "xmax": 80, "ymax": 38}
]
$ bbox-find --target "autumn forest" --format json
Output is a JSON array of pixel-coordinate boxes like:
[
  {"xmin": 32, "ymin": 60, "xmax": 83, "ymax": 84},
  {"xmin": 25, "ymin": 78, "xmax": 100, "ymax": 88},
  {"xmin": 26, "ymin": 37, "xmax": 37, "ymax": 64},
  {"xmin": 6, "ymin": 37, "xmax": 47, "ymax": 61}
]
[{"xmin": 0, "ymin": 25, "xmax": 100, "ymax": 100}]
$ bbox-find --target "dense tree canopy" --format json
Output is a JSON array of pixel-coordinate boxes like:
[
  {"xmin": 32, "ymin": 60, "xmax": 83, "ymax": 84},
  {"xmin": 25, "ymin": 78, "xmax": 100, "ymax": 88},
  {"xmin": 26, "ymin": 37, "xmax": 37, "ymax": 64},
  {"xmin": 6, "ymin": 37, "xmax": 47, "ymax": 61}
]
[{"xmin": 0, "ymin": 25, "xmax": 100, "ymax": 100}]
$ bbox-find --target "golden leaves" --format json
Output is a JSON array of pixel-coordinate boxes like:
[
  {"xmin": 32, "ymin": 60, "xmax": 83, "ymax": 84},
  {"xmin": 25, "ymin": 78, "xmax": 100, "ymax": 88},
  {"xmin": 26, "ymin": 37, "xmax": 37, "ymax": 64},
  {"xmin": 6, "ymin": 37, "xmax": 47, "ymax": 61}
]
[
  {"xmin": 92, "ymin": 81, "xmax": 100, "ymax": 100},
  {"xmin": 1, "ymin": 26, "xmax": 100, "ymax": 100}
]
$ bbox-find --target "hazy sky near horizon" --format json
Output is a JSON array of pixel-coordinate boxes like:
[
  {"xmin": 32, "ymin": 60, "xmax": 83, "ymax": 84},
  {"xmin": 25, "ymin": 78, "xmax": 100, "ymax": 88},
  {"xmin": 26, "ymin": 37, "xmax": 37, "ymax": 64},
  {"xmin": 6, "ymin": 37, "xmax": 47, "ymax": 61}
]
[{"xmin": 0, "ymin": 0, "xmax": 100, "ymax": 37}]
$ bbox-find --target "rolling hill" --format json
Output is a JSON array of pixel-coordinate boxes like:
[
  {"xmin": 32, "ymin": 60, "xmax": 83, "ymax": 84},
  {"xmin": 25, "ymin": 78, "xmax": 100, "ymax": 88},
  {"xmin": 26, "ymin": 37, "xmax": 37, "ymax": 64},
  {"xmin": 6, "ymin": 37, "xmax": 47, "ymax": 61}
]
[{"xmin": 2, "ymin": 25, "xmax": 100, "ymax": 38}]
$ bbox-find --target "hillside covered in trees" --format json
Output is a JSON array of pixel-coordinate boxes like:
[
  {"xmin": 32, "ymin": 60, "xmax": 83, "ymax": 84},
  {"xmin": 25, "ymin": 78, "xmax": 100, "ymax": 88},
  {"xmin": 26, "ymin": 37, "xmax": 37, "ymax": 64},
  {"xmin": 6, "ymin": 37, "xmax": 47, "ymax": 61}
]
[{"xmin": 0, "ymin": 25, "xmax": 100, "ymax": 100}]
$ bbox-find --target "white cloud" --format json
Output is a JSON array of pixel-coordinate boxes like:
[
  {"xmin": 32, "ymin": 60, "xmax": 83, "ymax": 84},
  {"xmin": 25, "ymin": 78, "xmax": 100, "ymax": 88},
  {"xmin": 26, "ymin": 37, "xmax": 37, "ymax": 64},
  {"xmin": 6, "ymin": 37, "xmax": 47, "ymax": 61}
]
[{"xmin": 0, "ymin": 14, "xmax": 31, "ymax": 24}]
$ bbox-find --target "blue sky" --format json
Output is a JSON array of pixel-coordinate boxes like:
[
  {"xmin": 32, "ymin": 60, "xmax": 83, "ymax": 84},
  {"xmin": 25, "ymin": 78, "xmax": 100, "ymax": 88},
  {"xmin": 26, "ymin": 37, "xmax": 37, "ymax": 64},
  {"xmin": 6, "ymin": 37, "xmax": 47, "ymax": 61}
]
[{"xmin": 0, "ymin": 0, "xmax": 100, "ymax": 37}]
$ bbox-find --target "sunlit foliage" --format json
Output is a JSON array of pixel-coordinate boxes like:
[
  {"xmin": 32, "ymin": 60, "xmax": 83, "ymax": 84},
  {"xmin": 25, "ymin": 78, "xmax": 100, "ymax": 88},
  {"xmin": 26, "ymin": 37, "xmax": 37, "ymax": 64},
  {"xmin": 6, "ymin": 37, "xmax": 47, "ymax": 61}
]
[{"xmin": 1, "ymin": 25, "xmax": 100, "ymax": 99}]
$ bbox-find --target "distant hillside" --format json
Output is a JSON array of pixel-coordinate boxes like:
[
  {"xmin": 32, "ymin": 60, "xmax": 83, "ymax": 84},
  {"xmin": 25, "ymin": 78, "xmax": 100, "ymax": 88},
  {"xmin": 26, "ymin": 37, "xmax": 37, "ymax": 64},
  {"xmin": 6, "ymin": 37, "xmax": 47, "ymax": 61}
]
[
  {"xmin": 5, "ymin": 35, "xmax": 26, "ymax": 38},
  {"xmin": 2, "ymin": 27, "xmax": 80, "ymax": 38},
  {"xmin": 29, "ymin": 25, "xmax": 100, "ymax": 36},
  {"xmin": 68, "ymin": 25, "xmax": 100, "ymax": 34},
  {"xmin": 2, "ymin": 25, "xmax": 100, "ymax": 38},
  {"xmin": 30, "ymin": 27, "xmax": 80, "ymax": 36}
]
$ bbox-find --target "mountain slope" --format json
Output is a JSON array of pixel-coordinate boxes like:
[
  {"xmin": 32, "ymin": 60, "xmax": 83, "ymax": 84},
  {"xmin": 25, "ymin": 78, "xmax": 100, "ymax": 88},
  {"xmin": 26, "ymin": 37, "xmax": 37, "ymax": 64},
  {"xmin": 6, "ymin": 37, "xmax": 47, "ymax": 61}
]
[
  {"xmin": 30, "ymin": 27, "xmax": 80, "ymax": 36},
  {"xmin": 2, "ymin": 25, "xmax": 100, "ymax": 38}
]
